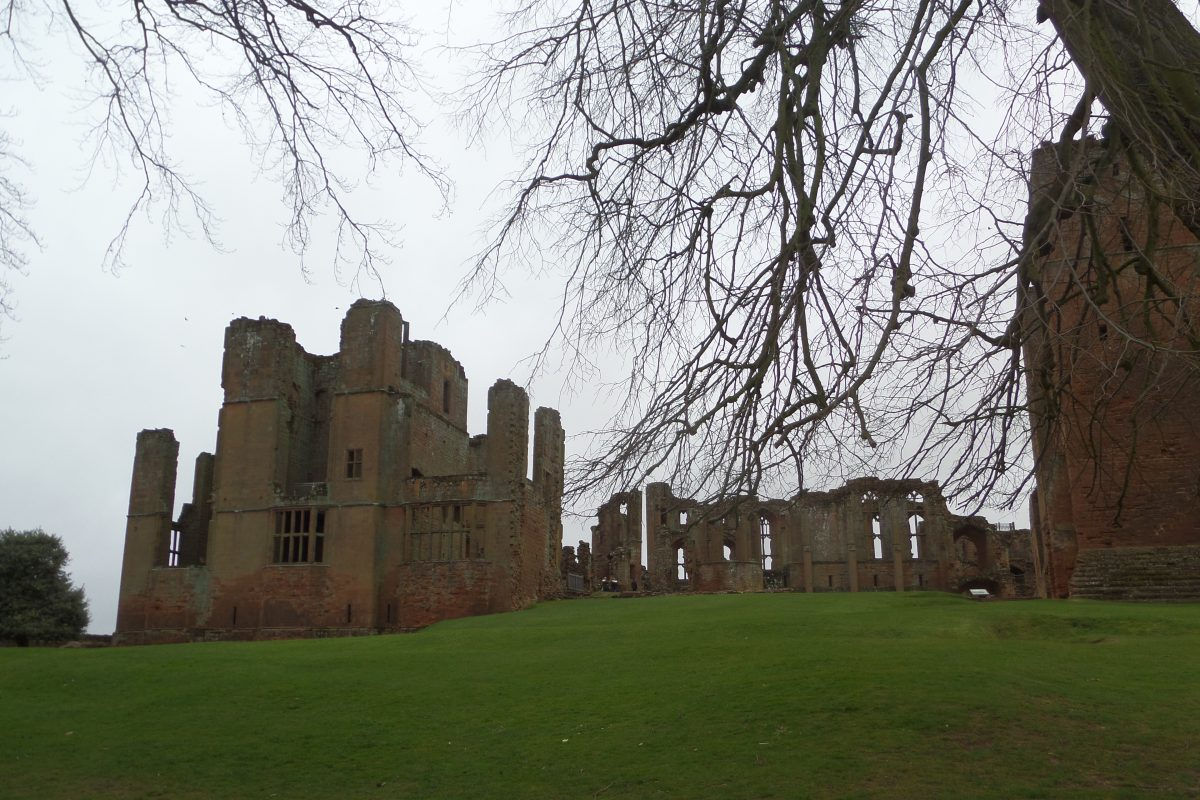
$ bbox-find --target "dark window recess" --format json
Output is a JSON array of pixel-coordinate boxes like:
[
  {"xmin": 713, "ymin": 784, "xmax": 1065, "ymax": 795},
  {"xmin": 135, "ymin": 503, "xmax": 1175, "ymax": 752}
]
[
  {"xmin": 346, "ymin": 448, "xmax": 363, "ymax": 479},
  {"xmin": 1119, "ymin": 217, "xmax": 1135, "ymax": 252},
  {"xmin": 442, "ymin": 379, "xmax": 451, "ymax": 414},
  {"xmin": 828, "ymin": 575, "xmax": 833, "ymax": 588},
  {"xmin": 873, "ymin": 574, "xmax": 879, "ymax": 587},
  {"xmin": 273, "ymin": 508, "xmax": 326, "ymax": 564},
  {"xmin": 346, "ymin": 604, "xmax": 352, "ymax": 623},
  {"xmin": 453, "ymin": 505, "xmax": 462, "ymax": 523},
  {"xmin": 232, "ymin": 606, "xmax": 238, "ymax": 625},
  {"xmin": 386, "ymin": 603, "xmax": 392, "ymax": 623}
]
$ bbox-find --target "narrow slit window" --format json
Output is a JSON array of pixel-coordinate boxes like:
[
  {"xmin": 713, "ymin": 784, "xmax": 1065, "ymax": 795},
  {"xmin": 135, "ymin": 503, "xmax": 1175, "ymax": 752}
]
[
  {"xmin": 872, "ymin": 515, "xmax": 883, "ymax": 560},
  {"xmin": 167, "ymin": 530, "xmax": 181, "ymax": 567},
  {"xmin": 442, "ymin": 379, "xmax": 451, "ymax": 414}
]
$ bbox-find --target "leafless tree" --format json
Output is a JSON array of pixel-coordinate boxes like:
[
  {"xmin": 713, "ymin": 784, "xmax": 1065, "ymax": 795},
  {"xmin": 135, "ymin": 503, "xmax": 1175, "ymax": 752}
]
[
  {"xmin": 0, "ymin": 0, "xmax": 448, "ymax": 330},
  {"xmin": 462, "ymin": 0, "xmax": 1200, "ymax": 514},
  {"xmin": 0, "ymin": 123, "xmax": 36, "ymax": 330}
]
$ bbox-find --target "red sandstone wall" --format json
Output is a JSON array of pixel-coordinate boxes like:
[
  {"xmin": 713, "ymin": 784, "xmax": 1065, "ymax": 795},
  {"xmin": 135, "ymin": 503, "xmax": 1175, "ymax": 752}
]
[
  {"xmin": 1026, "ymin": 142, "xmax": 1200, "ymax": 594},
  {"xmin": 389, "ymin": 562, "xmax": 501, "ymax": 629}
]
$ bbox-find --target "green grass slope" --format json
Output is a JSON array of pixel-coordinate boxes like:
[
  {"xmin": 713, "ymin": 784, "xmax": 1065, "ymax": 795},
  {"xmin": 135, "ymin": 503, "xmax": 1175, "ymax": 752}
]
[{"xmin": 3, "ymin": 593, "xmax": 1199, "ymax": 799}]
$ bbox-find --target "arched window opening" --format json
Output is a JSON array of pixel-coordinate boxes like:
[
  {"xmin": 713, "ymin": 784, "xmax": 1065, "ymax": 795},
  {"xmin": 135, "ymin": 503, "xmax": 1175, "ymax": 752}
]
[
  {"xmin": 619, "ymin": 501, "xmax": 628, "ymax": 515},
  {"xmin": 759, "ymin": 514, "xmax": 774, "ymax": 571},
  {"xmin": 909, "ymin": 514, "xmax": 924, "ymax": 559},
  {"xmin": 723, "ymin": 544, "xmax": 733, "ymax": 561},
  {"xmin": 675, "ymin": 544, "xmax": 687, "ymax": 581},
  {"xmin": 871, "ymin": 514, "xmax": 883, "ymax": 560},
  {"xmin": 679, "ymin": 510, "xmax": 689, "ymax": 526},
  {"xmin": 953, "ymin": 526, "xmax": 988, "ymax": 569},
  {"xmin": 907, "ymin": 490, "xmax": 923, "ymax": 504}
]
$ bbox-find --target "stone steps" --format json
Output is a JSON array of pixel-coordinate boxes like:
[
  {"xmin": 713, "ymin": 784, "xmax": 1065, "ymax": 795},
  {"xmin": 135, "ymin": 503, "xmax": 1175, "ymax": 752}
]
[{"xmin": 1070, "ymin": 546, "xmax": 1200, "ymax": 601}]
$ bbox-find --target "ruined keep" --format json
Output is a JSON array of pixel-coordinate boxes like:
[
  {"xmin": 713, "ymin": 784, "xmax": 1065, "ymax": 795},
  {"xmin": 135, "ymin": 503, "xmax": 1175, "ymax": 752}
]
[
  {"xmin": 116, "ymin": 300, "xmax": 565, "ymax": 644},
  {"xmin": 584, "ymin": 478, "xmax": 1034, "ymax": 598},
  {"xmin": 1023, "ymin": 140, "xmax": 1200, "ymax": 599}
]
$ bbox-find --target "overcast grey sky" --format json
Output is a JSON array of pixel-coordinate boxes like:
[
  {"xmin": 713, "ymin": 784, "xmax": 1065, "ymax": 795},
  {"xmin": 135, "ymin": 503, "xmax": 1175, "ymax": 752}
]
[{"xmin": 0, "ymin": 0, "xmax": 1032, "ymax": 633}]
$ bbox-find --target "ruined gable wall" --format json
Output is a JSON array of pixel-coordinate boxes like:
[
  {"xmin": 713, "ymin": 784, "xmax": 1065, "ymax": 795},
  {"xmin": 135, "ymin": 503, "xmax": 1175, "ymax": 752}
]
[{"xmin": 592, "ymin": 490, "xmax": 643, "ymax": 589}]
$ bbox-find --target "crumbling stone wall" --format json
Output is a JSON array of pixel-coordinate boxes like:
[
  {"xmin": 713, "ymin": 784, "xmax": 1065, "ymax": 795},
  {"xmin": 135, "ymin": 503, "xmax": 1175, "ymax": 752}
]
[
  {"xmin": 116, "ymin": 300, "xmax": 566, "ymax": 644},
  {"xmin": 591, "ymin": 490, "xmax": 643, "ymax": 590},
  {"xmin": 1023, "ymin": 139, "xmax": 1200, "ymax": 597},
  {"xmin": 610, "ymin": 477, "xmax": 1033, "ymax": 597}
]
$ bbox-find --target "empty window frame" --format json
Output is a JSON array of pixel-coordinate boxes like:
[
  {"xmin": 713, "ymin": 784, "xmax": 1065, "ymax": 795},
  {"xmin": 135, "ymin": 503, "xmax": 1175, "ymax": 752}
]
[
  {"xmin": 675, "ymin": 544, "xmax": 687, "ymax": 581},
  {"xmin": 442, "ymin": 379, "xmax": 451, "ymax": 414},
  {"xmin": 759, "ymin": 513, "xmax": 774, "ymax": 570},
  {"xmin": 909, "ymin": 514, "xmax": 924, "ymax": 559},
  {"xmin": 273, "ymin": 508, "xmax": 326, "ymax": 564},
  {"xmin": 167, "ymin": 529, "xmax": 181, "ymax": 567},
  {"xmin": 871, "ymin": 514, "xmax": 883, "ymax": 560},
  {"xmin": 345, "ymin": 448, "xmax": 363, "ymax": 479}
]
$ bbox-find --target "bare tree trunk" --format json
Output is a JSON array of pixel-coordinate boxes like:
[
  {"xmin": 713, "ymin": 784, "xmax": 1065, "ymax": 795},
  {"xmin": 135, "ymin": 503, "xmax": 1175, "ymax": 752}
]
[{"xmin": 1041, "ymin": 0, "xmax": 1200, "ymax": 238}]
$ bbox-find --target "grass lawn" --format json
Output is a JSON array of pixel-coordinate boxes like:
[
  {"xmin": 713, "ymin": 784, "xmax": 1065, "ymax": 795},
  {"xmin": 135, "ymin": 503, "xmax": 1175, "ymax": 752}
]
[{"xmin": 2, "ymin": 592, "xmax": 1199, "ymax": 799}]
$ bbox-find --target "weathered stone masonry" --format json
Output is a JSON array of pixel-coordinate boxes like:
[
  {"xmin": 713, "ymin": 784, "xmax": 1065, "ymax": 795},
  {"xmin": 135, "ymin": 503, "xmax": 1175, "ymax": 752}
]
[
  {"xmin": 1022, "ymin": 140, "xmax": 1200, "ymax": 599},
  {"xmin": 588, "ymin": 478, "xmax": 1034, "ymax": 598},
  {"xmin": 116, "ymin": 300, "xmax": 565, "ymax": 644}
]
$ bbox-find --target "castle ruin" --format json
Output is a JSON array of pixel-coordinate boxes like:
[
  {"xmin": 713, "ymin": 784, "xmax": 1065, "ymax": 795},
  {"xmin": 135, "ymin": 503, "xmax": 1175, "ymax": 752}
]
[
  {"xmin": 577, "ymin": 478, "xmax": 1035, "ymax": 598},
  {"xmin": 115, "ymin": 299, "xmax": 564, "ymax": 643}
]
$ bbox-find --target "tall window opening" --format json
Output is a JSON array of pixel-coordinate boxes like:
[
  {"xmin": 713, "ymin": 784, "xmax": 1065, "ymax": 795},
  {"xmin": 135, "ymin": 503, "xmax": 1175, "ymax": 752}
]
[
  {"xmin": 442, "ymin": 379, "xmax": 451, "ymax": 413},
  {"xmin": 723, "ymin": 543, "xmax": 733, "ymax": 561},
  {"xmin": 871, "ymin": 514, "xmax": 883, "ymax": 559},
  {"xmin": 273, "ymin": 508, "xmax": 326, "ymax": 564},
  {"xmin": 168, "ymin": 529, "xmax": 181, "ymax": 567},
  {"xmin": 345, "ymin": 448, "xmax": 363, "ymax": 479},
  {"xmin": 909, "ymin": 514, "xmax": 924, "ymax": 559},
  {"xmin": 679, "ymin": 510, "xmax": 689, "ymax": 525},
  {"xmin": 759, "ymin": 514, "xmax": 774, "ymax": 570},
  {"xmin": 675, "ymin": 543, "xmax": 687, "ymax": 581}
]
